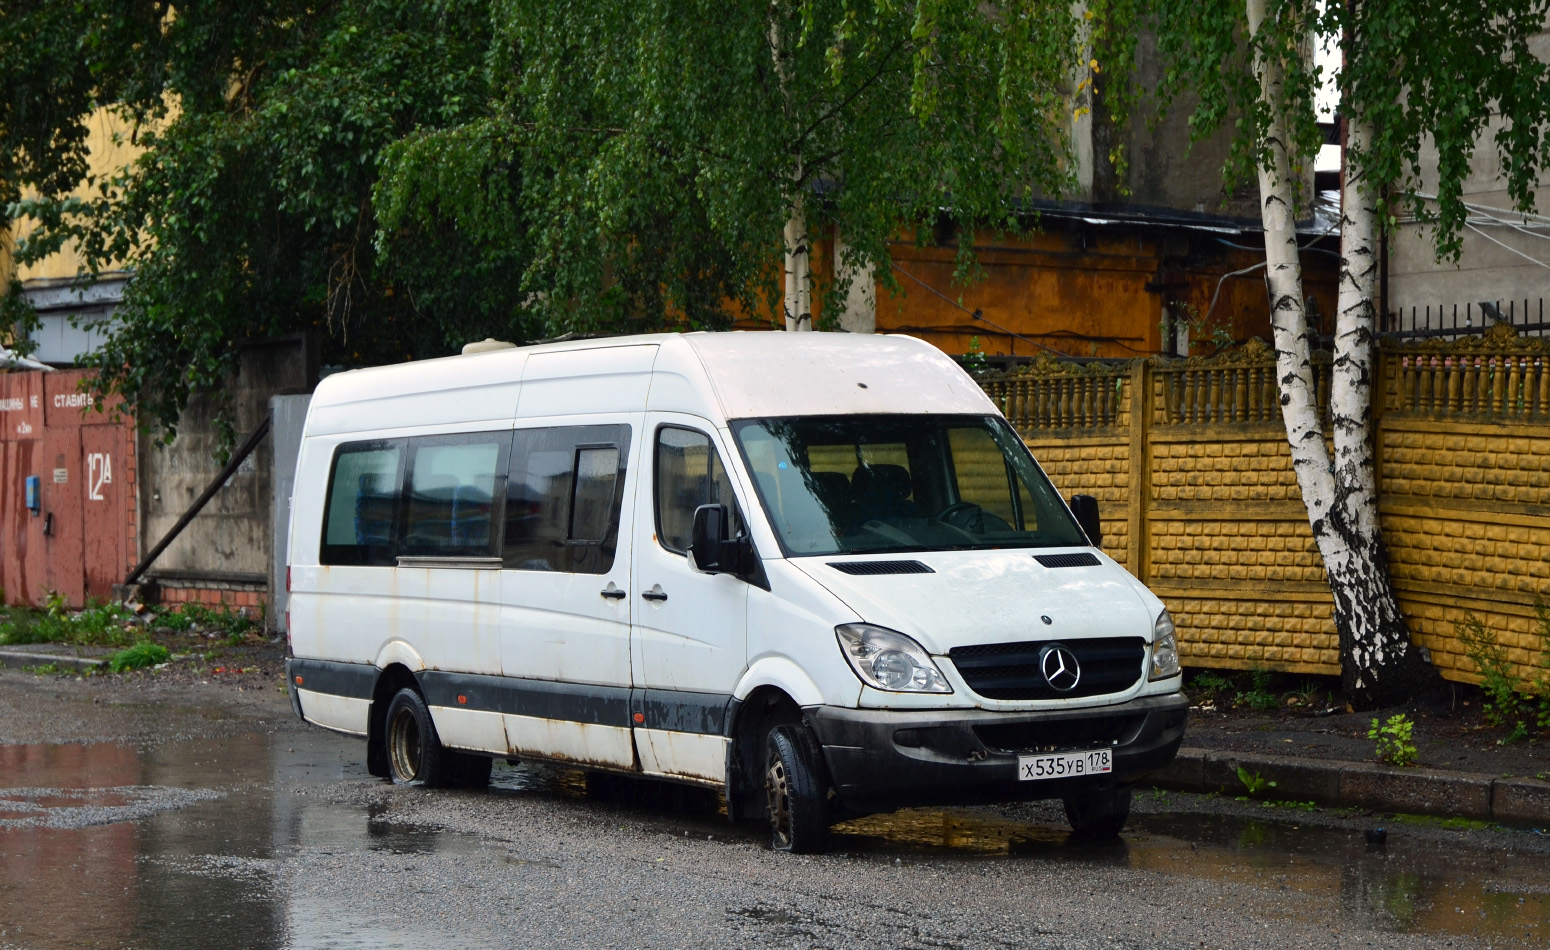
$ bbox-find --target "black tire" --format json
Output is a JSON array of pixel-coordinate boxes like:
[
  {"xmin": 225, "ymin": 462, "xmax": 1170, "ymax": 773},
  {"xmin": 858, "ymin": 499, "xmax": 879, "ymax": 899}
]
[
  {"xmin": 385, "ymin": 688, "xmax": 456, "ymax": 787},
  {"xmin": 764, "ymin": 723, "xmax": 831, "ymax": 854},
  {"xmin": 1063, "ymin": 786, "xmax": 1132, "ymax": 839}
]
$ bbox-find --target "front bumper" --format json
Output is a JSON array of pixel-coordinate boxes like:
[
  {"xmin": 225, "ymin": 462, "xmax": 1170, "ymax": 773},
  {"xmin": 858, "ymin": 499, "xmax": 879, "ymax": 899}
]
[{"xmin": 805, "ymin": 690, "xmax": 1188, "ymax": 815}]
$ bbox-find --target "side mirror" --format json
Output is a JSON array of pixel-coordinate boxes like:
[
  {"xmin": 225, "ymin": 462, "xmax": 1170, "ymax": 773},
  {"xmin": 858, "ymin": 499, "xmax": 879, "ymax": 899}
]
[
  {"xmin": 690, "ymin": 504, "xmax": 750, "ymax": 575},
  {"xmin": 1068, "ymin": 494, "xmax": 1102, "ymax": 548}
]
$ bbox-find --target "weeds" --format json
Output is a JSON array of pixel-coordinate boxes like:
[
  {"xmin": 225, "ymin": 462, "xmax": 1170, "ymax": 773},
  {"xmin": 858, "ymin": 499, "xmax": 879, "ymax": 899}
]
[
  {"xmin": 1237, "ymin": 766, "xmax": 1276, "ymax": 797},
  {"xmin": 1369, "ymin": 714, "xmax": 1418, "ymax": 767},
  {"xmin": 169, "ymin": 603, "xmax": 257, "ymax": 641},
  {"xmin": 1457, "ymin": 602, "xmax": 1550, "ymax": 742},
  {"xmin": 1237, "ymin": 667, "xmax": 1279, "ymax": 711},
  {"xmin": 107, "ymin": 642, "xmax": 170, "ymax": 673},
  {"xmin": 1189, "ymin": 671, "xmax": 1233, "ymax": 700},
  {"xmin": 0, "ymin": 600, "xmax": 138, "ymax": 648}
]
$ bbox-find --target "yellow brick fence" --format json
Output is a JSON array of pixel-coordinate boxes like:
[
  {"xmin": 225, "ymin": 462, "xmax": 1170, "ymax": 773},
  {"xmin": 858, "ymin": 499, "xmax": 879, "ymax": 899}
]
[{"xmin": 980, "ymin": 325, "xmax": 1550, "ymax": 685}]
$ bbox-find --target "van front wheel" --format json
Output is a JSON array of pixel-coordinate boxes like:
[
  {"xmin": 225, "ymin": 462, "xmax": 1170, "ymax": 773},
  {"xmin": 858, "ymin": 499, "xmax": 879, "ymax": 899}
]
[
  {"xmin": 1063, "ymin": 786, "xmax": 1132, "ymax": 839},
  {"xmin": 385, "ymin": 688, "xmax": 453, "ymax": 787},
  {"xmin": 764, "ymin": 723, "xmax": 831, "ymax": 854}
]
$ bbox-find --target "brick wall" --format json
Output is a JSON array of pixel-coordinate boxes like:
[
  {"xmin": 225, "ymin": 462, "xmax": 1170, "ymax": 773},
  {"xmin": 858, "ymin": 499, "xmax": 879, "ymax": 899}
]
[{"xmin": 983, "ymin": 326, "xmax": 1550, "ymax": 684}]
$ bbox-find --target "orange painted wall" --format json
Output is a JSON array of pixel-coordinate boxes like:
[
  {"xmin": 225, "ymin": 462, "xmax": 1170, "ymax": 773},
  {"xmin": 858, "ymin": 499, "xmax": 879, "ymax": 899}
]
[{"xmin": 732, "ymin": 222, "xmax": 1338, "ymax": 359}]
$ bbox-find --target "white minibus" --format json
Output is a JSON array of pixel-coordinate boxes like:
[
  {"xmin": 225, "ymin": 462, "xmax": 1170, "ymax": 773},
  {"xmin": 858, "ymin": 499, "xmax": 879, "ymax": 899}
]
[{"xmin": 285, "ymin": 331, "xmax": 1186, "ymax": 852}]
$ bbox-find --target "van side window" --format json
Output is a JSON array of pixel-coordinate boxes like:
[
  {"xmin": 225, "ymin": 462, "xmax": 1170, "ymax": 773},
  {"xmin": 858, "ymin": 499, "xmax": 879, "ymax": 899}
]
[
  {"xmin": 403, "ymin": 439, "xmax": 506, "ymax": 556},
  {"xmin": 321, "ymin": 442, "xmax": 403, "ymax": 565},
  {"xmin": 505, "ymin": 425, "xmax": 630, "ymax": 573},
  {"xmin": 655, "ymin": 426, "xmax": 742, "ymax": 554}
]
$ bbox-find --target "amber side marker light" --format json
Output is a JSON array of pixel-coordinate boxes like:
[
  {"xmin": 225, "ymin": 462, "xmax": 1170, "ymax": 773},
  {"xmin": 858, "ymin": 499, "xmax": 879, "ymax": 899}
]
[
  {"xmin": 294, "ymin": 675, "xmax": 303, "ymax": 685},
  {"xmin": 457, "ymin": 695, "xmax": 468, "ymax": 705},
  {"xmin": 633, "ymin": 712, "xmax": 645, "ymax": 723}
]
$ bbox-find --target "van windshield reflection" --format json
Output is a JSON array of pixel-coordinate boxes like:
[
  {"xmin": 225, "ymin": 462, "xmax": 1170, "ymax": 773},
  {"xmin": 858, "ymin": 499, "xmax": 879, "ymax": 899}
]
[{"xmin": 730, "ymin": 415, "xmax": 1088, "ymax": 557}]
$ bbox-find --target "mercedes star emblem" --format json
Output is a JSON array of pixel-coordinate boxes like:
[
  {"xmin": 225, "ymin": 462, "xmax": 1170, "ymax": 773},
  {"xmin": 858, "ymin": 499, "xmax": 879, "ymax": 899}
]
[{"xmin": 1039, "ymin": 644, "xmax": 1081, "ymax": 692}]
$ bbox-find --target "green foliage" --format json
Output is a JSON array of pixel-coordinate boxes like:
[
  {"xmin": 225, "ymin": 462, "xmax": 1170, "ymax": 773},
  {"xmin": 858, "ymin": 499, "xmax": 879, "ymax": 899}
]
[
  {"xmin": 170, "ymin": 603, "xmax": 259, "ymax": 641},
  {"xmin": 0, "ymin": 600, "xmax": 137, "ymax": 647},
  {"xmin": 107, "ymin": 641, "xmax": 170, "ymax": 673},
  {"xmin": 1236, "ymin": 766, "xmax": 1276, "ymax": 797},
  {"xmin": 1236, "ymin": 667, "xmax": 1279, "ymax": 711},
  {"xmin": 1457, "ymin": 611, "xmax": 1531, "ymax": 738},
  {"xmin": 1189, "ymin": 670, "xmax": 1233, "ymax": 699},
  {"xmin": 1368, "ymin": 713, "xmax": 1417, "ymax": 767},
  {"xmin": 1095, "ymin": 0, "xmax": 1550, "ymax": 260},
  {"xmin": 378, "ymin": 0, "xmax": 1081, "ymax": 337},
  {"xmin": 4, "ymin": 0, "xmax": 532, "ymax": 440}
]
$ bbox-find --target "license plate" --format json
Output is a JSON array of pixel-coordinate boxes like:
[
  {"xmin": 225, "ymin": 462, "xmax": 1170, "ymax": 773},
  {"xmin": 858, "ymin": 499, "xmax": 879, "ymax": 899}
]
[{"xmin": 1017, "ymin": 748, "xmax": 1112, "ymax": 781}]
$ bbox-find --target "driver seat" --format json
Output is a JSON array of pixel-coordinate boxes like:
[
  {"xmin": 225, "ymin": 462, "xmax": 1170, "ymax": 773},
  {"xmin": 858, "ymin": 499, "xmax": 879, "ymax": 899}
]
[{"xmin": 852, "ymin": 463, "xmax": 916, "ymax": 522}]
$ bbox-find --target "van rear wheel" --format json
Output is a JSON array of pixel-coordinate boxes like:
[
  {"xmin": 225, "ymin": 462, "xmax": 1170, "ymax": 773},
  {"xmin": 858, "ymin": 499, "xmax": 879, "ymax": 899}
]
[
  {"xmin": 1063, "ymin": 786, "xmax": 1132, "ymax": 839},
  {"xmin": 764, "ymin": 723, "xmax": 831, "ymax": 854},
  {"xmin": 385, "ymin": 688, "xmax": 456, "ymax": 787}
]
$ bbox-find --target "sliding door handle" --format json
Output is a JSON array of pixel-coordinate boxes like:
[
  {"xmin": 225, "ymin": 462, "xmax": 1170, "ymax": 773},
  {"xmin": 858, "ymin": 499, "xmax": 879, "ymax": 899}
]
[
  {"xmin": 641, "ymin": 585, "xmax": 668, "ymax": 602},
  {"xmin": 600, "ymin": 585, "xmax": 627, "ymax": 600}
]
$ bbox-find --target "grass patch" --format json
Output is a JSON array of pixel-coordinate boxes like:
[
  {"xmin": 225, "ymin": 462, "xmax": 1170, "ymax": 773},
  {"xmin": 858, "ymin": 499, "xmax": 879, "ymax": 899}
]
[
  {"xmin": 0, "ymin": 599, "xmax": 139, "ymax": 648},
  {"xmin": 107, "ymin": 642, "xmax": 170, "ymax": 673}
]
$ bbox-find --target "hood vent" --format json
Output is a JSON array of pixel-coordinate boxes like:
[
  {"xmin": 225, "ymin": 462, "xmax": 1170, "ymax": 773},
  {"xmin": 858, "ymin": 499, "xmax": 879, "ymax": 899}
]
[
  {"xmin": 827, "ymin": 560, "xmax": 935, "ymax": 576},
  {"xmin": 1034, "ymin": 552, "xmax": 1101, "ymax": 569}
]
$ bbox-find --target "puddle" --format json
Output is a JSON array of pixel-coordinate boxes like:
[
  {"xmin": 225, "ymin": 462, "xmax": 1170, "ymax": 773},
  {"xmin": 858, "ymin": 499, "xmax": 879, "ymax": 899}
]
[
  {"xmin": 827, "ymin": 803, "xmax": 1547, "ymax": 943},
  {"xmin": 1, "ymin": 702, "xmax": 1546, "ymax": 948}
]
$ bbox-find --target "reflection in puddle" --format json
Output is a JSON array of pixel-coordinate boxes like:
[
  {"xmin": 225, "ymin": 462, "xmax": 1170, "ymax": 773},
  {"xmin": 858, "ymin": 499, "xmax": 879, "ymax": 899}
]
[{"xmin": 835, "ymin": 808, "xmax": 1079, "ymax": 856}]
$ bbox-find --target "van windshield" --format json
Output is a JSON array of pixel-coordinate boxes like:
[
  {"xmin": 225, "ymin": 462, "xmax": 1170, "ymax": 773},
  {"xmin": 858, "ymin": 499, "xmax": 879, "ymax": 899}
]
[{"xmin": 729, "ymin": 415, "xmax": 1089, "ymax": 556}]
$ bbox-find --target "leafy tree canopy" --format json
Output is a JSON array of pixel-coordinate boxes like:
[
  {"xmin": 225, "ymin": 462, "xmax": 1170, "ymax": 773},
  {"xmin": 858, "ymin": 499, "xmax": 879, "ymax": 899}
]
[
  {"xmin": 377, "ymin": 0, "xmax": 1081, "ymax": 335},
  {"xmin": 6, "ymin": 0, "xmax": 1085, "ymax": 436},
  {"xmin": 3, "ymin": 0, "xmax": 535, "ymax": 436},
  {"xmin": 1093, "ymin": 0, "xmax": 1550, "ymax": 260}
]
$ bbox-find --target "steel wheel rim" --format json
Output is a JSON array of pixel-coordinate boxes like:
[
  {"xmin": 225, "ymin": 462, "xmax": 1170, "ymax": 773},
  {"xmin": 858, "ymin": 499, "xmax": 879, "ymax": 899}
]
[
  {"xmin": 765, "ymin": 747, "xmax": 792, "ymax": 848},
  {"xmin": 389, "ymin": 707, "xmax": 421, "ymax": 781}
]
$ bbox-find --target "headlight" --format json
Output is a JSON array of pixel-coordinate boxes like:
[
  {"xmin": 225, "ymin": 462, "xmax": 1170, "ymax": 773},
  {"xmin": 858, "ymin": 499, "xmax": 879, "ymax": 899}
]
[
  {"xmin": 835, "ymin": 624, "xmax": 953, "ymax": 694},
  {"xmin": 1150, "ymin": 609, "xmax": 1180, "ymax": 680}
]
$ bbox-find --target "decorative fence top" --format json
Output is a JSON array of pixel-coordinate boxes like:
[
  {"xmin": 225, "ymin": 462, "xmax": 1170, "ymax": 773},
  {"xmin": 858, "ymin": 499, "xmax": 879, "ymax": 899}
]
[
  {"xmin": 980, "ymin": 325, "xmax": 1550, "ymax": 433},
  {"xmin": 1385, "ymin": 322, "xmax": 1550, "ymax": 421},
  {"xmin": 980, "ymin": 358, "xmax": 1128, "ymax": 432}
]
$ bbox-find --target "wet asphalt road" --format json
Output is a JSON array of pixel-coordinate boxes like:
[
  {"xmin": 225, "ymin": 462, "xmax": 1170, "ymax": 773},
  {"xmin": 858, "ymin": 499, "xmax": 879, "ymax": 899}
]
[{"xmin": 1, "ymin": 674, "xmax": 1547, "ymax": 950}]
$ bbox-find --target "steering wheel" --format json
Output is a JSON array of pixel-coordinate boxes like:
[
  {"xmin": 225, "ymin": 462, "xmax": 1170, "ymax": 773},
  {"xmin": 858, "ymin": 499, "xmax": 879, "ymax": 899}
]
[{"xmin": 934, "ymin": 501, "xmax": 983, "ymax": 529}]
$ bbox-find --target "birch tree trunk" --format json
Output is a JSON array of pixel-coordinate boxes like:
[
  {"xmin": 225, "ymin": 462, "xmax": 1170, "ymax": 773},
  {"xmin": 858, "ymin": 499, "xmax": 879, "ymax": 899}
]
[
  {"xmin": 769, "ymin": 2, "xmax": 812, "ymax": 332},
  {"xmin": 1245, "ymin": 0, "xmax": 1436, "ymax": 707},
  {"xmin": 783, "ymin": 191, "xmax": 812, "ymax": 331},
  {"xmin": 1328, "ymin": 114, "xmax": 1438, "ymax": 703}
]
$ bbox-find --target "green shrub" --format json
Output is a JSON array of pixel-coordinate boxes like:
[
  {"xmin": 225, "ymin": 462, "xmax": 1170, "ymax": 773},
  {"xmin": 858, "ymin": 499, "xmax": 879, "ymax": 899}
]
[
  {"xmin": 107, "ymin": 642, "xmax": 170, "ymax": 673},
  {"xmin": 1237, "ymin": 667, "xmax": 1279, "ymax": 711},
  {"xmin": 1189, "ymin": 671, "xmax": 1233, "ymax": 698},
  {"xmin": 1237, "ymin": 766, "xmax": 1276, "ymax": 797},
  {"xmin": 175, "ymin": 603, "xmax": 257, "ymax": 640},
  {"xmin": 1369, "ymin": 714, "xmax": 1417, "ymax": 767},
  {"xmin": 1458, "ymin": 612, "xmax": 1530, "ymax": 738}
]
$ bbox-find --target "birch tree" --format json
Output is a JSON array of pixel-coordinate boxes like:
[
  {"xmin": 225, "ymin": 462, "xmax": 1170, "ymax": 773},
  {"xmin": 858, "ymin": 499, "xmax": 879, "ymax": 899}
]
[
  {"xmin": 380, "ymin": 0, "xmax": 1080, "ymax": 336},
  {"xmin": 1099, "ymin": 0, "xmax": 1550, "ymax": 706}
]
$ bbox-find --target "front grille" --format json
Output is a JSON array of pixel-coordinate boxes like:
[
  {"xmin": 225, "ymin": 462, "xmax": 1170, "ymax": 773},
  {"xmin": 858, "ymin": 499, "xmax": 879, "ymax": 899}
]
[
  {"xmin": 948, "ymin": 637, "xmax": 1147, "ymax": 700},
  {"xmin": 973, "ymin": 715, "xmax": 1144, "ymax": 754},
  {"xmin": 827, "ymin": 560, "xmax": 934, "ymax": 576},
  {"xmin": 1034, "ymin": 552, "xmax": 1101, "ymax": 568}
]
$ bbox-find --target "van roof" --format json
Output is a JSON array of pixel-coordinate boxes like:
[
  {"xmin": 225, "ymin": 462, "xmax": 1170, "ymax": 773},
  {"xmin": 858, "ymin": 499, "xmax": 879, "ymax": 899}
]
[{"xmin": 308, "ymin": 331, "xmax": 997, "ymax": 424}]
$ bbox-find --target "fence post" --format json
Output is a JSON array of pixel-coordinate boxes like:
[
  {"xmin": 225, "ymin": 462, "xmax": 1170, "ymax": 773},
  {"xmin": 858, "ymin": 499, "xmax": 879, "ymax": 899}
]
[{"xmin": 1127, "ymin": 360, "xmax": 1151, "ymax": 578}]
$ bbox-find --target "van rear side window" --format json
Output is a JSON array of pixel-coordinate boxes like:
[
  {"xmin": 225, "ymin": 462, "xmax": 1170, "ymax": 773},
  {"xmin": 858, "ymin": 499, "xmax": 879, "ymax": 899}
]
[
  {"xmin": 504, "ymin": 425, "xmax": 630, "ymax": 573},
  {"xmin": 322, "ymin": 443, "xmax": 403, "ymax": 565},
  {"xmin": 403, "ymin": 440, "xmax": 505, "ymax": 556}
]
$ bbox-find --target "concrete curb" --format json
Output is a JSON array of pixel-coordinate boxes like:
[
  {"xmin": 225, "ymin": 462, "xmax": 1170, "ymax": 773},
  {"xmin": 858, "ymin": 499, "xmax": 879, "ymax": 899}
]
[
  {"xmin": 1154, "ymin": 746, "xmax": 1550, "ymax": 827},
  {"xmin": 0, "ymin": 648, "xmax": 108, "ymax": 672}
]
